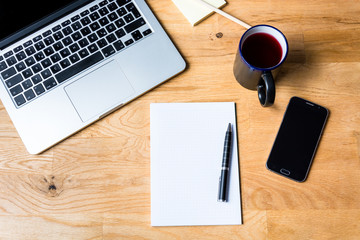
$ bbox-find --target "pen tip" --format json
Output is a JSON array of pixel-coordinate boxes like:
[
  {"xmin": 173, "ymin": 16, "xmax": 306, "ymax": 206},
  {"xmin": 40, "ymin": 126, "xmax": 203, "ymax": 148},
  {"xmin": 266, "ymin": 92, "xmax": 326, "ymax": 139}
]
[{"xmin": 227, "ymin": 123, "xmax": 232, "ymax": 132}]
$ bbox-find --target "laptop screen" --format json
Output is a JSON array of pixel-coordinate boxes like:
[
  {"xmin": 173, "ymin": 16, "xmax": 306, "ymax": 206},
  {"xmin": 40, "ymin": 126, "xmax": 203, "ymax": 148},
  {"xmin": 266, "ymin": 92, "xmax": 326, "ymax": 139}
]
[
  {"xmin": 0, "ymin": 0, "xmax": 93, "ymax": 49},
  {"xmin": 0, "ymin": 1, "xmax": 77, "ymax": 42}
]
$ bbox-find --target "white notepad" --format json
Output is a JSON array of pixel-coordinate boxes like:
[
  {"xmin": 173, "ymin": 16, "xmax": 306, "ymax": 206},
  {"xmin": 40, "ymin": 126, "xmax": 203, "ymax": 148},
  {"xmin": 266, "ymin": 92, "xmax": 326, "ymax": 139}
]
[
  {"xmin": 172, "ymin": 0, "xmax": 227, "ymax": 26},
  {"xmin": 150, "ymin": 102, "xmax": 242, "ymax": 226}
]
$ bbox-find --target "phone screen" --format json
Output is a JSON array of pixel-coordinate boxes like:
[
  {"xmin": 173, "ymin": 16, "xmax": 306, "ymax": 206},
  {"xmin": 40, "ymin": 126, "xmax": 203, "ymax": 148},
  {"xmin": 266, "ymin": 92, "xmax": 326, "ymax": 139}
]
[{"xmin": 266, "ymin": 97, "xmax": 329, "ymax": 182}]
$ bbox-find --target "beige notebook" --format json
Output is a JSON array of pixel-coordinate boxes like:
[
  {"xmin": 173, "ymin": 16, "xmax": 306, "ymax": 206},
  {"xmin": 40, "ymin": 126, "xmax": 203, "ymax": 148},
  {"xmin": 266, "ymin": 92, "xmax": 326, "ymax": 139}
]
[{"xmin": 172, "ymin": 0, "xmax": 227, "ymax": 26}]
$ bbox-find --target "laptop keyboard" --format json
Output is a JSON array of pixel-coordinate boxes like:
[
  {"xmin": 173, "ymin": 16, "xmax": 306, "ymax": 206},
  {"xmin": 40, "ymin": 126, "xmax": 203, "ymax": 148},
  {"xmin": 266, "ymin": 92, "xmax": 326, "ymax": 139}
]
[{"xmin": 0, "ymin": 0, "xmax": 153, "ymax": 108}]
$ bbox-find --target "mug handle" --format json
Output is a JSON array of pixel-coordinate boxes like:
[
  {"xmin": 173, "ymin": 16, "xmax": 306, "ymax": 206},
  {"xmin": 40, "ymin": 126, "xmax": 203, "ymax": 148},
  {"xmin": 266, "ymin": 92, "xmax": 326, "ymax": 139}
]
[{"xmin": 257, "ymin": 71, "xmax": 275, "ymax": 107}]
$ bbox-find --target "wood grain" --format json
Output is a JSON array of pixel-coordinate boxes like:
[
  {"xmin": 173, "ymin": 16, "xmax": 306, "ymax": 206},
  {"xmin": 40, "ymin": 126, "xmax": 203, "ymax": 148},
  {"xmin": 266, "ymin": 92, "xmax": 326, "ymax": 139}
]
[{"xmin": 0, "ymin": 0, "xmax": 360, "ymax": 239}]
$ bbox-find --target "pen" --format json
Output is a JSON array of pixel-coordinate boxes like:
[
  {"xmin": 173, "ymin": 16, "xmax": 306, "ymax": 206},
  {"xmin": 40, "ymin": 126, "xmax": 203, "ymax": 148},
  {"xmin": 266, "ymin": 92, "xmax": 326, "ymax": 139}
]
[{"xmin": 218, "ymin": 123, "xmax": 232, "ymax": 202}]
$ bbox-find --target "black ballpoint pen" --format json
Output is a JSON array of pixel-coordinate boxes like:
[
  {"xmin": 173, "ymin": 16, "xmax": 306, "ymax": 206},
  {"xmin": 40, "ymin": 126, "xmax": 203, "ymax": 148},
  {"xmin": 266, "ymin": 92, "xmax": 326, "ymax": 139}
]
[{"xmin": 218, "ymin": 123, "xmax": 232, "ymax": 202}]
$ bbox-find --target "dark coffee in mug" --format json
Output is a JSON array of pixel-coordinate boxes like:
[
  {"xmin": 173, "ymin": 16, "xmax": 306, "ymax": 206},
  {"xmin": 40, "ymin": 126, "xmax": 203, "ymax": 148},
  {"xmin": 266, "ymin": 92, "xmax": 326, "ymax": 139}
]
[
  {"xmin": 233, "ymin": 25, "xmax": 288, "ymax": 107},
  {"xmin": 241, "ymin": 33, "xmax": 283, "ymax": 69}
]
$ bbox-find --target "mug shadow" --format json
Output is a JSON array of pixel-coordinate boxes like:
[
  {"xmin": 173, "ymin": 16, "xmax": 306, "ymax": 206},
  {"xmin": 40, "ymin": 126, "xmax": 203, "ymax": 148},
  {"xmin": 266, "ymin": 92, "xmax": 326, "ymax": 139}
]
[{"xmin": 275, "ymin": 33, "xmax": 307, "ymax": 86}]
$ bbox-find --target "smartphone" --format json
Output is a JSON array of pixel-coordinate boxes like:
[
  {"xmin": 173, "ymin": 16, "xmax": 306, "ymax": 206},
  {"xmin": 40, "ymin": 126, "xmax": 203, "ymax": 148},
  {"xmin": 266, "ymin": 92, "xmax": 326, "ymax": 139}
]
[{"xmin": 266, "ymin": 96, "xmax": 329, "ymax": 182}]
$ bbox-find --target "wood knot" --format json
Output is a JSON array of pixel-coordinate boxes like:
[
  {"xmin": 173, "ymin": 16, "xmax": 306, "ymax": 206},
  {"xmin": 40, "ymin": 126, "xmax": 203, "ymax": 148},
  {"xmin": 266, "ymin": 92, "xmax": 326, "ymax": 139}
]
[{"xmin": 216, "ymin": 32, "xmax": 223, "ymax": 38}]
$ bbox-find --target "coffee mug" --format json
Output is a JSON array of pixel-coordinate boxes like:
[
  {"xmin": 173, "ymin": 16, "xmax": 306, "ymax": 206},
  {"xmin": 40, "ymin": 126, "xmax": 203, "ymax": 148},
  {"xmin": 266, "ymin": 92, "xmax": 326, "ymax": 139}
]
[{"xmin": 233, "ymin": 25, "xmax": 288, "ymax": 107}]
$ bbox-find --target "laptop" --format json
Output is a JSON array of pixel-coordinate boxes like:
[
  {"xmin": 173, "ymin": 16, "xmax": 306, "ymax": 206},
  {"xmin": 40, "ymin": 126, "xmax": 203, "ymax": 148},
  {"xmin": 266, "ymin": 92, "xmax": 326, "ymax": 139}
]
[{"xmin": 0, "ymin": 0, "xmax": 186, "ymax": 154}]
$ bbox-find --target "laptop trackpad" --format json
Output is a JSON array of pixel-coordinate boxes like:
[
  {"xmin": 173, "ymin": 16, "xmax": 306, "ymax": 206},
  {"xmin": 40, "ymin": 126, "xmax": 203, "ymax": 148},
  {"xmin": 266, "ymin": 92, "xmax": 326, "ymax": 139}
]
[{"xmin": 65, "ymin": 61, "xmax": 135, "ymax": 122}]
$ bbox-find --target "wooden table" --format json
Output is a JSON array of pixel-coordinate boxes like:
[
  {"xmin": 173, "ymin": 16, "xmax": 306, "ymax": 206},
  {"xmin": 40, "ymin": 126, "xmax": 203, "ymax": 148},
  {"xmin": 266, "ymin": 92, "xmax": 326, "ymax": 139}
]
[{"xmin": 1, "ymin": 0, "xmax": 359, "ymax": 239}]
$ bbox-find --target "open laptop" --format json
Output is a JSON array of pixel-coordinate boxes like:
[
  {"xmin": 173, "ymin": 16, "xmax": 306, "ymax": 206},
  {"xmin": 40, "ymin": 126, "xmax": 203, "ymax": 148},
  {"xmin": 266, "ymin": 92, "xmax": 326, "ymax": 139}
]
[{"xmin": 0, "ymin": 0, "xmax": 186, "ymax": 154}]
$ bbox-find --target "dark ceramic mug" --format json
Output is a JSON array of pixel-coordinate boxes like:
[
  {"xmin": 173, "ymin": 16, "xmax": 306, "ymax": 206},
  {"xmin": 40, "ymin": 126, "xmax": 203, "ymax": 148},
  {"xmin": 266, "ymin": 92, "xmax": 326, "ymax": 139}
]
[{"xmin": 233, "ymin": 25, "xmax": 288, "ymax": 107}]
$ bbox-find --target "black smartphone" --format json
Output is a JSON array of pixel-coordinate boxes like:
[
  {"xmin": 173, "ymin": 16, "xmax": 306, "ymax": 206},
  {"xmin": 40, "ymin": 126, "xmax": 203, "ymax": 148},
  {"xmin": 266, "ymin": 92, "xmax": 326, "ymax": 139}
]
[{"xmin": 266, "ymin": 96, "xmax": 329, "ymax": 182}]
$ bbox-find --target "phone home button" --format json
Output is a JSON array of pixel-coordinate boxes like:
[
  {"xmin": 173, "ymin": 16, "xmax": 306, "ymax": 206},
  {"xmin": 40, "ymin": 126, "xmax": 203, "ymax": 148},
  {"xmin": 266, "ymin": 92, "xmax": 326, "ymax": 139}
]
[{"xmin": 280, "ymin": 168, "xmax": 291, "ymax": 176}]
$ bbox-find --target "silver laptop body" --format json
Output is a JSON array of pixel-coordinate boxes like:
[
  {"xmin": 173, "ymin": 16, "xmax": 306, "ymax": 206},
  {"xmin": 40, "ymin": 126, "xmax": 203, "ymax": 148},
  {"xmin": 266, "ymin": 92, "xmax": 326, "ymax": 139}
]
[{"xmin": 0, "ymin": 0, "xmax": 186, "ymax": 154}]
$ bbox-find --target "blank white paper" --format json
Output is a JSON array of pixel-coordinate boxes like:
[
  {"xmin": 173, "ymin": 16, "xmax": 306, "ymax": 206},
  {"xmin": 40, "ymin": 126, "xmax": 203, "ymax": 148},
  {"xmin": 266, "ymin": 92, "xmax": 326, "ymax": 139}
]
[{"xmin": 150, "ymin": 102, "xmax": 242, "ymax": 226}]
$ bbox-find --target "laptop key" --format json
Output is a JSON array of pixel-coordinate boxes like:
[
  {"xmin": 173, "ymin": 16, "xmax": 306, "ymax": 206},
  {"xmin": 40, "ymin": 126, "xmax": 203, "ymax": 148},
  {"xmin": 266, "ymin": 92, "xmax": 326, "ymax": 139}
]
[
  {"xmin": 41, "ymin": 69, "xmax": 52, "ymax": 79},
  {"xmin": 143, "ymin": 29, "xmax": 152, "ymax": 36},
  {"xmin": 71, "ymin": 22, "xmax": 82, "ymax": 31},
  {"xmin": 116, "ymin": 0, "xmax": 131, "ymax": 7},
  {"xmin": 14, "ymin": 45, "xmax": 23, "ymax": 53},
  {"xmin": 102, "ymin": 45, "xmax": 115, "ymax": 57},
  {"xmin": 69, "ymin": 43, "xmax": 80, "ymax": 53},
  {"xmin": 117, "ymin": 7, "xmax": 127, "ymax": 17},
  {"xmin": 90, "ymin": 22, "xmax": 101, "ymax": 31},
  {"xmin": 88, "ymin": 43, "xmax": 99, "ymax": 53},
  {"xmin": 53, "ymin": 42, "xmax": 64, "ymax": 51},
  {"xmin": 16, "ymin": 51, "xmax": 27, "ymax": 61},
  {"xmin": 99, "ymin": 7, "xmax": 109, "ymax": 16},
  {"xmin": 97, "ymin": 28, "xmax": 107, "ymax": 38},
  {"xmin": 115, "ymin": 19, "xmax": 125, "ymax": 28},
  {"xmin": 34, "ymin": 41, "xmax": 45, "ymax": 51},
  {"xmin": 53, "ymin": 31, "xmax": 64, "ymax": 41},
  {"xmin": 69, "ymin": 53, "xmax": 80, "ymax": 63},
  {"xmin": 0, "ymin": 61, "xmax": 7, "ymax": 71},
  {"xmin": 124, "ymin": 39, "xmax": 134, "ymax": 46},
  {"xmin": 25, "ymin": 56, "xmax": 36, "ymax": 67},
  {"xmin": 4, "ymin": 51, "xmax": 13, "ymax": 58},
  {"xmin": 106, "ymin": 33, "xmax": 117, "ymax": 43},
  {"xmin": 79, "ymin": 49, "xmax": 90, "ymax": 58},
  {"xmin": 22, "ymin": 79, "xmax": 33, "ymax": 90},
  {"xmin": 24, "ymin": 89, "xmax": 36, "ymax": 101},
  {"xmin": 41, "ymin": 58, "xmax": 52, "ymax": 68},
  {"xmin": 5, "ymin": 73, "xmax": 23, "ymax": 88},
  {"xmin": 14, "ymin": 94, "xmax": 26, "ymax": 106},
  {"xmin": 1, "ymin": 67, "xmax": 16, "ymax": 80},
  {"xmin": 126, "ymin": 3, "xmax": 141, "ymax": 18},
  {"xmin": 52, "ymin": 25, "xmax": 61, "ymax": 32},
  {"xmin": 60, "ymin": 49, "xmax": 71, "ymax": 58},
  {"xmin": 62, "ymin": 26, "xmax": 73, "ymax": 36},
  {"xmin": 44, "ymin": 36, "xmax": 55, "ymax": 45},
  {"xmin": 55, "ymin": 51, "xmax": 104, "ymax": 84},
  {"xmin": 90, "ymin": 12, "xmax": 100, "ymax": 21},
  {"xmin": 124, "ymin": 18, "xmax": 146, "ymax": 33},
  {"xmin": 88, "ymin": 33, "xmax": 99, "ymax": 43},
  {"xmin": 108, "ymin": 12, "xmax": 118, "ymax": 21},
  {"xmin": 15, "ymin": 62, "xmax": 26, "ymax": 72},
  {"xmin": 44, "ymin": 46, "xmax": 55, "ymax": 56},
  {"xmin": 33, "ymin": 35, "xmax": 42, "ymax": 42},
  {"xmin": 81, "ymin": 16, "xmax": 91, "ymax": 26},
  {"xmin": 81, "ymin": 26, "xmax": 91, "ymax": 36},
  {"xmin": 62, "ymin": 20, "xmax": 71, "ymax": 27},
  {"xmin": 60, "ymin": 59, "xmax": 71, "ymax": 69},
  {"xmin": 34, "ymin": 52, "xmax": 45, "ymax": 61},
  {"xmin": 80, "ymin": 10, "xmax": 90, "ymax": 17},
  {"xmin": 10, "ymin": 84, "xmax": 23, "ymax": 96},
  {"xmin": 25, "ymin": 46, "xmax": 36, "ymax": 56},
  {"xmin": 34, "ymin": 84, "xmax": 45, "ymax": 95},
  {"xmin": 71, "ymin": 15, "xmax": 80, "ymax": 22},
  {"xmin": 50, "ymin": 64, "xmax": 61, "ymax": 74},
  {"xmin": 115, "ymin": 28, "xmax": 126, "ymax": 38},
  {"xmin": 51, "ymin": 53, "xmax": 61, "ymax": 63},
  {"xmin": 32, "ymin": 63, "xmax": 43, "ymax": 73},
  {"xmin": 43, "ymin": 77, "xmax": 57, "ymax": 90},
  {"xmin": 6, "ymin": 56, "xmax": 17, "ymax": 67},
  {"xmin": 90, "ymin": 5, "xmax": 99, "ymax": 12},
  {"xmin": 113, "ymin": 40, "xmax": 124, "ymax": 51},
  {"xmin": 43, "ymin": 30, "xmax": 52, "ymax": 37},
  {"xmin": 124, "ymin": 13, "xmax": 134, "ymax": 23},
  {"xmin": 31, "ymin": 74, "xmax": 42, "ymax": 84},
  {"xmin": 97, "ymin": 39, "xmax": 108, "ymax": 48},
  {"xmin": 22, "ymin": 69, "xmax": 33, "ymax": 79},
  {"xmin": 106, "ymin": 23, "xmax": 116, "ymax": 33},
  {"xmin": 99, "ymin": 17, "xmax": 110, "ymax": 26},
  {"xmin": 131, "ymin": 30, "xmax": 143, "ymax": 41},
  {"xmin": 23, "ymin": 40, "xmax": 33, "ymax": 48},
  {"xmin": 108, "ymin": 2, "xmax": 118, "ymax": 11},
  {"xmin": 79, "ymin": 38, "xmax": 90, "ymax": 48},
  {"xmin": 99, "ymin": 0, "xmax": 108, "ymax": 7}
]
